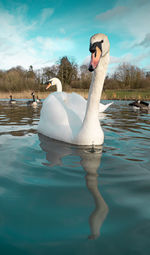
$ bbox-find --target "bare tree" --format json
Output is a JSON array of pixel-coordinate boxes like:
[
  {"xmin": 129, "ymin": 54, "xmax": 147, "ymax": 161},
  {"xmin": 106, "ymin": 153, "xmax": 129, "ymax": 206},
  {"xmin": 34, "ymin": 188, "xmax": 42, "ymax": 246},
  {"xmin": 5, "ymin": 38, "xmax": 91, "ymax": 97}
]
[{"xmin": 114, "ymin": 63, "xmax": 145, "ymax": 89}]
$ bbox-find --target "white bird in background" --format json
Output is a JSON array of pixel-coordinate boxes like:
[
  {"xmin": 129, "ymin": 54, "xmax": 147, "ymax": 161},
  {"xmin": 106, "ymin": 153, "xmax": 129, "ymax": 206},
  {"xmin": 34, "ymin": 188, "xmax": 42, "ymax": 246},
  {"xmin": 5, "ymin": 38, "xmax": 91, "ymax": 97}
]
[
  {"xmin": 38, "ymin": 33, "xmax": 110, "ymax": 146},
  {"xmin": 45, "ymin": 77, "xmax": 113, "ymax": 113}
]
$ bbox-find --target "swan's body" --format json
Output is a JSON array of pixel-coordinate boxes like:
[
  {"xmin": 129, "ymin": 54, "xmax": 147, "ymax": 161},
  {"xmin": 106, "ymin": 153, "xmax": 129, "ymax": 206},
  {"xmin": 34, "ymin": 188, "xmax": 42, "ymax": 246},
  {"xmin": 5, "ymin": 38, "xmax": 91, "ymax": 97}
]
[
  {"xmin": 38, "ymin": 33, "xmax": 110, "ymax": 145},
  {"xmin": 9, "ymin": 95, "xmax": 16, "ymax": 104},
  {"xmin": 46, "ymin": 77, "xmax": 113, "ymax": 113},
  {"xmin": 129, "ymin": 100, "xmax": 150, "ymax": 110},
  {"xmin": 27, "ymin": 92, "xmax": 37, "ymax": 107}
]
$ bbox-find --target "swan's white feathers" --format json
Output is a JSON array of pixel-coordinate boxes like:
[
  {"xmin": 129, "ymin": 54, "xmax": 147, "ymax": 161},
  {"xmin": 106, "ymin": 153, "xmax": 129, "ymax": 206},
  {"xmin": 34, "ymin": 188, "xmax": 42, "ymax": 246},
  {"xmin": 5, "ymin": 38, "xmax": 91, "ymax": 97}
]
[
  {"xmin": 38, "ymin": 33, "xmax": 110, "ymax": 145},
  {"xmin": 38, "ymin": 92, "xmax": 84, "ymax": 143},
  {"xmin": 99, "ymin": 102, "xmax": 113, "ymax": 113},
  {"xmin": 64, "ymin": 92, "xmax": 87, "ymax": 121}
]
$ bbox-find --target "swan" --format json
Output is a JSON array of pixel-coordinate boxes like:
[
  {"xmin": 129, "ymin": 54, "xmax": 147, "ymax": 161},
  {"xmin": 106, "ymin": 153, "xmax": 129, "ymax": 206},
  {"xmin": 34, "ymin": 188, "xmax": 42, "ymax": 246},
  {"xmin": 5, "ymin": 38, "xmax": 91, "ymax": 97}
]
[
  {"xmin": 129, "ymin": 100, "xmax": 150, "ymax": 110},
  {"xmin": 38, "ymin": 33, "xmax": 110, "ymax": 145},
  {"xmin": 27, "ymin": 92, "xmax": 37, "ymax": 107},
  {"xmin": 45, "ymin": 77, "xmax": 113, "ymax": 113},
  {"xmin": 9, "ymin": 95, "xmax": 16, "ymax": 104}
]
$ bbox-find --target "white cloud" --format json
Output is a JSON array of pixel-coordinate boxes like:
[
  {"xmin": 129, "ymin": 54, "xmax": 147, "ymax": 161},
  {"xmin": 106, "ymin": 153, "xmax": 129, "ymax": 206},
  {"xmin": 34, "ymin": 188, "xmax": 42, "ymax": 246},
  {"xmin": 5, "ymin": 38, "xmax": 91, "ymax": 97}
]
[
  {"xmin": 96, "ymin": 0, "xmax": 150, "ymax": 40},
  {"xmin": 95, "ymin": 0, "xmax": 150, "ymax": 72},
  {"xmin": 82, "ymin": 55, "xmax": 90, "ymax": 66},
  {"xmin": 40, "ymin": 8, "xmax": 54, "ymax": 24},
  {"xmin": 96, "ymin": 6, "xmax": 128, "ymax": 21},
  {"xmin": 110, "ymin": 54, "xmax": 137, "ymax": 65},
  {"xmin": 36, "ymin": 36, "xmax": 74, "ymax": 52},
  {"xmin": 0, "ymin": 6, "xmax": 74, "ymax": 70},
  {"xmin": 0, "ymin": 7, "xmax": 36, "ymax": 69},
  {"xmin": 109, "ymin": 50, "xmax": 150, "ymax": 74},
  {"xmin": 133, "ymin": 33, "xmax": 150, "ymax": 48}
]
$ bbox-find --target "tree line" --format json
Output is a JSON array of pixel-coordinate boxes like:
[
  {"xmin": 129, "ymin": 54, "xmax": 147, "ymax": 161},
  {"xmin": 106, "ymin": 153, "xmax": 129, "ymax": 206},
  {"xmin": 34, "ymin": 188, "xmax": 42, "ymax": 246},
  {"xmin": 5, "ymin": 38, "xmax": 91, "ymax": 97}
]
[{"xmin": 0, "ymin": 56, "xmax": 150, "ymax": 92}]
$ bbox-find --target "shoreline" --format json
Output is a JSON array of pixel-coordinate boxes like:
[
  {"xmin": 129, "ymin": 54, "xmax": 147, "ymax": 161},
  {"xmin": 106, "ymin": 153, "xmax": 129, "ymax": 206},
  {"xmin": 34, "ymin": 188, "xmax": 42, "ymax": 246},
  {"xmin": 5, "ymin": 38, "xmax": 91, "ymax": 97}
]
[{"xmin": 0, "ymin": 89, "xmax": 150, "ymax": 101}]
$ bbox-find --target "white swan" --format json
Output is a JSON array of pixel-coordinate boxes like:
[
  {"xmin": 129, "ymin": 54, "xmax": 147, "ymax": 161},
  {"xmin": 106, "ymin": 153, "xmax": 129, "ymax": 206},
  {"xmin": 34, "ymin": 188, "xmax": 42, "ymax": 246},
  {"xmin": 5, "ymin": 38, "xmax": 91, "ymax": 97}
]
[
  {"xmin": 45, "ymin": 77, "xmax": 113, "ymax": 113},
  {"xmin": 38, "ymin": 33, "xmax": 110, "ymax": 145}
]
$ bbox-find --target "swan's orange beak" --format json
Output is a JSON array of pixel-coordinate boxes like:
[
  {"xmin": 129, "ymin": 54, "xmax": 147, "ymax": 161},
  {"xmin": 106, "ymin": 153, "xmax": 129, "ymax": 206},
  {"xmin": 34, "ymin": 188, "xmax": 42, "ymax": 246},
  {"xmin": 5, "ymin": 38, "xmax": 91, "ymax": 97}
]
[
  {"xmin": 89, "ymin": 46, "xmax": 101, "ymax": 72},
  {"xmin": 46, "ymin": 82, "xmax": 52, "ymax": 90}
]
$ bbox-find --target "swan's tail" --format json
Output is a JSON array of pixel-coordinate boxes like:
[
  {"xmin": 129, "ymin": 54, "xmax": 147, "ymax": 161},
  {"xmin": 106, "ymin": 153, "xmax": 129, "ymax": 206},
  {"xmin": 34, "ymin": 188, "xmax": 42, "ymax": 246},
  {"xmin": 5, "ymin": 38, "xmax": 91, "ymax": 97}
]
[{"xmin": 99, "ymin": 102, "xmax": 113, "ymax": 113}]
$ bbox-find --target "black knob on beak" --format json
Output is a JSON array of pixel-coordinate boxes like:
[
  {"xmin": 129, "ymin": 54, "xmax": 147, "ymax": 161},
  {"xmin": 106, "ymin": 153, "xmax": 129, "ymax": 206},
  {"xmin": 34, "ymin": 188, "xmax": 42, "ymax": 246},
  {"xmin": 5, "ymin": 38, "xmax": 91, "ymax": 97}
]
[{"xmin": 88, "ymin": 65, "xmax": 94, "ymax": 72}]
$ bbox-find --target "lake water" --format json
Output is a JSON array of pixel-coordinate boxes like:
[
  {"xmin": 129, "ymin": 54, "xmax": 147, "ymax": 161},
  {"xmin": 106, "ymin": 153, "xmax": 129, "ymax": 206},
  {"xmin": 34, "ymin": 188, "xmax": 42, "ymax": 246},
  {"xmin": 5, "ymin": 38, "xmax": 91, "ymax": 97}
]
[{"xmin": 0, "ymin": 99, "xmax": 150, "ymax": 255}]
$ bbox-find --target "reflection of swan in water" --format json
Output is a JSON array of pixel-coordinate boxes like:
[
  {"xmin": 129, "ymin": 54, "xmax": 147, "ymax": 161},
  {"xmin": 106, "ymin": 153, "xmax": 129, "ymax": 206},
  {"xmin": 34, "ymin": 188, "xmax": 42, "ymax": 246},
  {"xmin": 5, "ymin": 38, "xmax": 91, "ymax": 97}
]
[
  {"xmin": 78, "ymin": 146, "xmax": 108, "ymax": 239},
  {"xmin": 38, "ymin": 133, "xmax": 108, "ymax": 239}
]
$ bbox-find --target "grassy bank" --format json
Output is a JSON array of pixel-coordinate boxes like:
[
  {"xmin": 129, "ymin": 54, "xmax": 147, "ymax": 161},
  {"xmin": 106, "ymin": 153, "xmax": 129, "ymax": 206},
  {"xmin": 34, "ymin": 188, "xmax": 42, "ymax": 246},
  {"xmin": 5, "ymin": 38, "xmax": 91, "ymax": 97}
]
[
  {"xmin": 0, "ymin": 89, "xmax": 150, "ymax": 100},
  {"xmin": 0, "ymin": 90, "xmax": 89, "ymax": 100},
  {"xmin": 0, "ymin": 91, "xmax": 50, "ymax": 99},
  {"xmin": 102, "ymin": 89, "xmax": 150, "ymax": 100}
]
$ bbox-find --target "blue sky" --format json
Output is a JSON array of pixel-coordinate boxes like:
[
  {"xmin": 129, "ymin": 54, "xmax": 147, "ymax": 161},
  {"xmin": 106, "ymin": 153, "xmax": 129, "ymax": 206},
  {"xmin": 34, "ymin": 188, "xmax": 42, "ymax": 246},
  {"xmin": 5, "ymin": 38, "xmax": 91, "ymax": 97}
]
[{"xmin": 0, "ymin": 0, "xmax": 150, "ymax": 74}]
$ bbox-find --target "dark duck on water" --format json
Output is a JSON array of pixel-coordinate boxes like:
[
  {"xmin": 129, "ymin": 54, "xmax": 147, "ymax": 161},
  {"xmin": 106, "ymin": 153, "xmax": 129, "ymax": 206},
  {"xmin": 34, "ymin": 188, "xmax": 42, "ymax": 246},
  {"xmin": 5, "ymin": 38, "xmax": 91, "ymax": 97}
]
[
  {"xmin": 129, "ymin": 100, "xmax": 150, "ymax": 110},
  {"xmin": 27, "ymin": 92, "xmax": 37, "ymax": 107},
  {"xmin": 9, "ymin": 95, "xmax": 16, "ymax": 104}
]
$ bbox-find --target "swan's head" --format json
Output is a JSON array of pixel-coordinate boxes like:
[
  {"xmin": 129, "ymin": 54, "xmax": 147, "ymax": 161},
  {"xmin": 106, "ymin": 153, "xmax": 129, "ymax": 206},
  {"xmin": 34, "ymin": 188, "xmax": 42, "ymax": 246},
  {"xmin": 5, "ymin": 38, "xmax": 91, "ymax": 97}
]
[
  {"xmin": 89, "ymin": 33, "xmax": 110, "ymax": 72},
  {"xmin": 45, "ymin": 77, "xmax": 62, "ymax": 92},
  {"xmin": 46, "ymin": 77, "xmax": 60, "ymax": 90}
]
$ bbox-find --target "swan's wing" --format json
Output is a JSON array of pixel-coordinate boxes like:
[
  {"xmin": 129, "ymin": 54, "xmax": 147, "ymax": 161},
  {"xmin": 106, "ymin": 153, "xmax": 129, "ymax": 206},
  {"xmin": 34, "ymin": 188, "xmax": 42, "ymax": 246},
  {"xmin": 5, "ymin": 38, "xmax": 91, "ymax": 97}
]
[
  {"xmin": 38, "ymin": 93, "xmax": 82, "ymax": 143},
  {"xmin": 66, "ymin": 92, "xmax": 87, "ymax": 121},
  {"xmin": 99, "ymin": 102, "xmax": 113, "ymax": 112}
]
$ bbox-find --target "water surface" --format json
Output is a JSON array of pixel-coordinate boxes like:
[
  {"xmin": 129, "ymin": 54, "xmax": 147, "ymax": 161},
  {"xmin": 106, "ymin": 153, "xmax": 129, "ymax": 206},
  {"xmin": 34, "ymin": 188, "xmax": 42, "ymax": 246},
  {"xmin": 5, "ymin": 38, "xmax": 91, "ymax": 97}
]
[{"xmin": 0, "ymin": 99, "xmax": 150, "ymax": 255}]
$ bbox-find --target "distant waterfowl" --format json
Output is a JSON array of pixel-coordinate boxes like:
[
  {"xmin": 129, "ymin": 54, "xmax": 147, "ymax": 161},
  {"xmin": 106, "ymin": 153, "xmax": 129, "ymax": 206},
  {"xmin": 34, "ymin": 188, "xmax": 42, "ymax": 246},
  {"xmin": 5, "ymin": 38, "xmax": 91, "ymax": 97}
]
[
  {"xmin": 129, "ymin": 100, "xmax": 150, "ymax": 110},
  {"xmin": 36, "ymin": 96, "xmax": 41, "ymax": 103},
  {"xmin": 38, "ymin": 33, "xmax": 110, "ymax": 146},
  {"xmin": 45, "ymin": 77, "xmax": 113, "ymax": 113},
  {"xmin": 27, "ymin": 92, "xmax": 37, "ymax": 107},
  {"xmin": 9, "ymin": 95, "xmax": 16, "ymax": 104}
]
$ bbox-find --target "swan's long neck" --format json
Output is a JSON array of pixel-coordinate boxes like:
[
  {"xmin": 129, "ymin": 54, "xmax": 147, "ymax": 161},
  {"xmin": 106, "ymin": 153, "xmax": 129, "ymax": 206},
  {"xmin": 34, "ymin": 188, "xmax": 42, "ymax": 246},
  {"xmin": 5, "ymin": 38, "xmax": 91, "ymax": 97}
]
[
  {"xmin": 75, "ymin": 53, "xmax": 109, "ymax": 145},
  {"xmin": 90, "ymin": 52, "xmax": 109, "ymax": 111},
  {"xmin": 87, "ymin": 54, "xmax": 109, "ymax": 118},
  {"xmin": 56, "ymin": 80, "xmax": 62, "ymax": 92}
]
